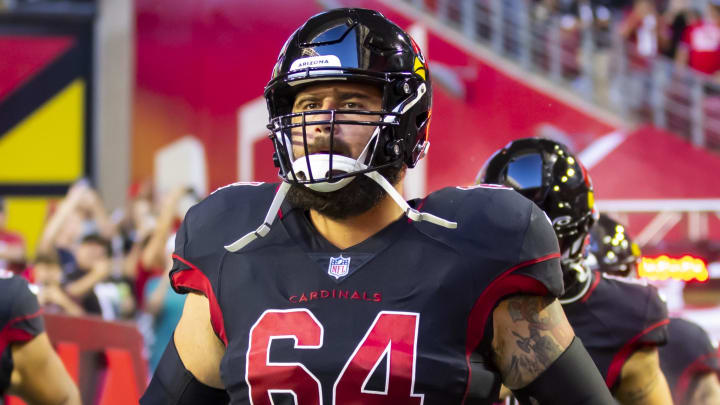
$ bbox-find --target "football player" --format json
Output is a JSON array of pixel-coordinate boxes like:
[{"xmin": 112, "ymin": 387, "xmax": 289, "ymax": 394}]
[
  {"xmin": 0, "ymin": 271, "xmax": 80, "ymax": 404},
  {"xmin": 141, "ymin": 8, "xmax": 614, "ymax": 405},
  {"xmin": 589, "ymin": 214, "xmax": 720, "ymax": 405},
  {"xmin": 660, "ymin": 318, "xmax": 720, "ymax": 405},
  {"xmin": 587, "ymin": 213, "xmax": 641, "ymax": 278},
  {"xmin": 479, "ymin": 138, "xmax": 672, "ymax": 405}
]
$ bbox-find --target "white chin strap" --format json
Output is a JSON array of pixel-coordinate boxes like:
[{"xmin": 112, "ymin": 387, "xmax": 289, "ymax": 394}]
[
  {"xmin": 288, "ymin": 154, "xmax": 360, "ymax": 192},
  {"xmin": 224, "ymin": 162, "xmax": 457, "ymax": 253},
  {"xmin": 225, "ymin": 82, "xmax": 453, "ymax": 252}
]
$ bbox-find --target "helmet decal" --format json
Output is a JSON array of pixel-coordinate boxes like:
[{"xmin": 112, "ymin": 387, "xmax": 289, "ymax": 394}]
[
  {"xmin": 289, "ymin": 55, "xmax": 342, "ymax": 71},
  {"xmin": 413, "ymin": 56, "xmax": 427, "ymax": 81}
]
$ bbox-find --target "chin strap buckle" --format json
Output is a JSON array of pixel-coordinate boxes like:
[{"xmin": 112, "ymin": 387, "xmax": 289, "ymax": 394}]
[
  {"xmin": 224, "ymin": 182, "xmax": 292, "ymax": 252},
  {"xmin": 365, "ymin": 170, "xmax": 457, "ymax": 229}
]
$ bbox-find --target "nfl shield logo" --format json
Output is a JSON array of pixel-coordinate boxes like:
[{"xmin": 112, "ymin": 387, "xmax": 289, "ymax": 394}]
[{"xmin": 327, "ymin": 255, "xmax": 351, "ymax": 279}]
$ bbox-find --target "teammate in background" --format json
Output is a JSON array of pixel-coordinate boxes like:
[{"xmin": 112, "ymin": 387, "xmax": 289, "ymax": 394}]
[
  {"xmin": 0, "ymin": 271, "xmax": 80, "ymax": 404},
  {"xmin": 589, "ymin": 214, "xmax": 720, "ymax": 405},
  {"xmin": 479, "ymin": 138, "xmax": 672, "ymax": 405},
  {"xmin": 142, "ymin": 8, "xmax": 614, "ymax": 404},
  {"xmin": 660, "ymin": 318, "xmax": 720, "ymax": 405},
  {"xmin": 587, "ymin": 213, "xmax": 642, "ymax": 278}
]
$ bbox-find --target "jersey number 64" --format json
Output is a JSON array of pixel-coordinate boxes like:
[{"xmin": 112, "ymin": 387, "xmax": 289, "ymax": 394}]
[{"xmin": 246, "ymin": 309, "xmax": 424, "ymax": 405}]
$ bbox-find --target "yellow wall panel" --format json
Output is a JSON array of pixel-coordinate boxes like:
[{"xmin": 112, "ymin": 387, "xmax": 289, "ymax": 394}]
[{"xmin": 0, "ymin": 79, "xmax": 85, "ymax": 182}]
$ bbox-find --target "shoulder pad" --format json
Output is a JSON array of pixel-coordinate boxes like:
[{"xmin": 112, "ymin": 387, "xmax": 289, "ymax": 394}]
[{"xmin": 418, "ymin": 186, "xmax": 533, "ymax": 254}]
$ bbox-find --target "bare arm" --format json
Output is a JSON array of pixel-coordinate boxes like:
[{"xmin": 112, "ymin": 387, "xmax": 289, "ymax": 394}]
[
  {"xmin": 676, "ymin": 46, "xmax": 689, "ymax": 68},
  {"xmin": 0, "ymin": 243, "xmax": 24, "ymax": 262},
  {"xmin": 144, "ymin": 272, "xmax": 171, "ymax": 316},
  {"xmin": 614, "ymin": 347, "xmax": 673, "ymax": 405},
  {"xmin": 8, "ymin": 332, "xmax": 81, "ymax": 405},
  {"xmin": 38, "ymin": 185, "xmax": 85, "ymax": 252},
  {"xmin": 174, "ymin": 292, "xmax": 225, "ymax": 388},
  {"xmin": 64, "ymin": 259, "xmax": 110, "ymax": 298},
  {"xmin": 82, "ymin": 188, "xmax": 116, "ymax": 239},
  {"xmin": 491, "ymin": 295, "xmax": 575, "ymax": 389},
  {"xmin": 689, "ymin": 372, "xmax": 720, "ymax": 405},
  {"xmin": 141, "ymin": 187, "xmax": 186, "ymax": 270},
  {"xmin": 39, "ymin": 285, "xmax": 85, "ymax": 316}
]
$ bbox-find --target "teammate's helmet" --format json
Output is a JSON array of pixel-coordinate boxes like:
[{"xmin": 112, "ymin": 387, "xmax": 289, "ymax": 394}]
[
  {"xmin": 264, "ymin": 8, "xmax": 431, "ymax": 191},
  {"xmin": 588, "ymin": 213, "xmax": 641, "ymax": 277},
  {"xmin": 477, "ymin": 138, "xmax": 596, "ymax": 268}
]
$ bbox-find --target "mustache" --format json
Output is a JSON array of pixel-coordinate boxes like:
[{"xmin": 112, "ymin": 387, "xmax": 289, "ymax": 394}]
[{"xmin": 291, "ymin": 135, "xmax": 353, "ymax": 157}]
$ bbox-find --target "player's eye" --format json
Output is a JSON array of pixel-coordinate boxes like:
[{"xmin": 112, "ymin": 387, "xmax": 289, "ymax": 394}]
[
  {"xmin": 303, "ymin": 102, "xmax": 320, "ymax": 110},
  {"xmin": 343, "ymin": 102, "xmax": 361, "ymax": 109}
]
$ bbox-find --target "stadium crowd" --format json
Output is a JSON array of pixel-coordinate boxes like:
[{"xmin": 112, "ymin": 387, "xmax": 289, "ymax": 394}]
[{"xmin": 0, "ymin": 180, "xmax": 192, "ymax": 373}]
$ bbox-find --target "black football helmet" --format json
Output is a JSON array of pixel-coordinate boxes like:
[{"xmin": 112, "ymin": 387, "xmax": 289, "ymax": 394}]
[
  {"xmin": 225, "ymin": 8, "xmax": 453, "ymax": 253},
  {"xmin": 478, "ymin": 138, "xmax": 596, "ymax": 289},
  {"xmin": 265, "ymin": 8, "xmax": 432, "ymax": 191},
  {"xmin": 588, "ymin": 213, "xmax": 641, "ymax": 277}
]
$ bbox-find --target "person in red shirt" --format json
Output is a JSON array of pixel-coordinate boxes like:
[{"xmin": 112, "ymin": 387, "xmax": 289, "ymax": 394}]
[
  {"xmin": 677, "ymin": 1, "xmax": 720, "ymax": 78},
  {"xmin": 0, "ymin": 197, "xmax": 26, "ymax": 273}
]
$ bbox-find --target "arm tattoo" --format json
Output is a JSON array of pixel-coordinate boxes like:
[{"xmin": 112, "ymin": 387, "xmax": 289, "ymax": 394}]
[{"xmin": 493, "ymin": 295, "xmax": 571, "ymax": 389}]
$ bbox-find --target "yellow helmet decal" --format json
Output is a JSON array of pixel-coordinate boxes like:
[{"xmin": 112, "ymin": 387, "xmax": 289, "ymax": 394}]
[
  {"xmin": 587, "ymin": 191, "xmax": 595, "ymax": 209},
  {"xmin": 413, "ymin": 56, "xmax": 426, "ymax": 81}
]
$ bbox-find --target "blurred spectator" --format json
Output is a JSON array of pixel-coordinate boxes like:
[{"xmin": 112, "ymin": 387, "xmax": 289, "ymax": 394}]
[
  {"xmin": 676, "ymin": 0, "xmax": 720, "ymax": 79},
  {"xmin": 139, "ymin": 186, "xmax": 195, "ymax": 372},
  {"xmin": 132, "ymin": 185, "xmax": 196, "ymax": 307},
  {"xmin": 38, "ymin": 181, "xmax": 116, "ymax": 275},
  {"xmin": 0, "ymin": 197, "xmax": 26, "ymax": 273},
  {"xmin": 143, "ymin": 235, "xmax": 184, "ymax": 373},
  {"xmin": 62, "ymin": 233, "xmax": 112, "ymax": 316},
  {"xmin": 33, "ymin": 251, "xmax": 84, "ymax": 316},
  {"xmin": 664, "ymin": 1, "xmax": 702, "ymax": 58},
  {"xmin": 57, "ymin": 232, "xmax": 136, "ymax": 320},
  {"xmin": 620, "ymin": 0, "xmax": 668, "ymax": 60}
]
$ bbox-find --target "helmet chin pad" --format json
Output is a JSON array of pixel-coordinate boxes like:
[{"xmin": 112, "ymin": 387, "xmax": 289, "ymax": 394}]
[{"xmin": 289, "ymin": 154, "xmax": 361, "ymax": 192}]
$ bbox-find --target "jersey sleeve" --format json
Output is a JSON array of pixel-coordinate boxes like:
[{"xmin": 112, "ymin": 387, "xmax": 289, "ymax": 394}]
[
  {"xmin": 601, "ymin": 278, "xmax": 669, "ymax": 388},
  {"xmin": 168, "ymin": 182, "xmax": 279, "ymax": 345},
  {"xmin": 508, "ymin": 203, "xmax": 564, "ymax": 298},
  {"xmin": 660, "ymin": 318, "xmax": 720, "ymax": 403},
  {"xmin": 0, "ymin": 276, "xmax": 44, "ymax": 355},
  {"xmin": 449, "ymin": 188, "xmax": 564, "ymax": 357},
  {"xmin": 169, "ymin": 203, "xmax": 229, "ymax": 345},
  {"xmin": 637, "ymin": 284, "xmax": 669, "ymax": 346}
]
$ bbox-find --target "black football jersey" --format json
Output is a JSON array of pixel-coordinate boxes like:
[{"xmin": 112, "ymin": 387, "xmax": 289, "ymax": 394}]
[
  {"xmin": 168, "ymin": 182, "xmax": 564, "ymax": 405},
  {"xmin": 660, "ymin": 317, "xmax": 720, "ymax": 404},
  {"xmin": 562, "ymin": 271, "xmax": 669, "ymax": 390},
  {"xmin": 0, "ymin": 271, "xmax": 45, "ymax": 395}
]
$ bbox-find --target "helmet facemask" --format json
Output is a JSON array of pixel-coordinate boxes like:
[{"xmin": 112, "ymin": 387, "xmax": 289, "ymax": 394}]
[{"xmin": 268, "ymin": 74, "xmax": 427, "ymax": 192}]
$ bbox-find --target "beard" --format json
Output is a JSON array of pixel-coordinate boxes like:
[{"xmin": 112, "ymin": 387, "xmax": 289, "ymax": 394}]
[{"xmin": 286, "ymin": 164, "xmax": 404, "ymax": 220}]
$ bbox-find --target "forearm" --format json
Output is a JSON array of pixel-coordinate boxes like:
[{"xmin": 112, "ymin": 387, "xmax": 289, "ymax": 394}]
[
  {"xmin": 615, "ymin": 347, "xmax": 672, "ymax": 405},
  {"xmin": 491, "ymin": 295, "xmax": 574, "ymax": 388},
  {"xmin": 513, "ymin": 337, "xmax": 615, "ymax": 405},
  {"xmin": 90, "ymin": 201, "xmax": 116, "ymax": 239},
  {"xmin": 64, "ymin": 270, "xmax": 106, "ymax": 298},
  {"xmin": 39, "ymin": 198, "xmax": 79, "ymax": 250},
  {"xmin": 492, "ymin": 295, "xmax": 614, "ymax": 404},
  {"xmin": 0, "ymin": 245, "xmax": 24, "ymax": 262},
  {"xmin": 54, "ymin": 292, "xmax": 85, "ymax": 316}
]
